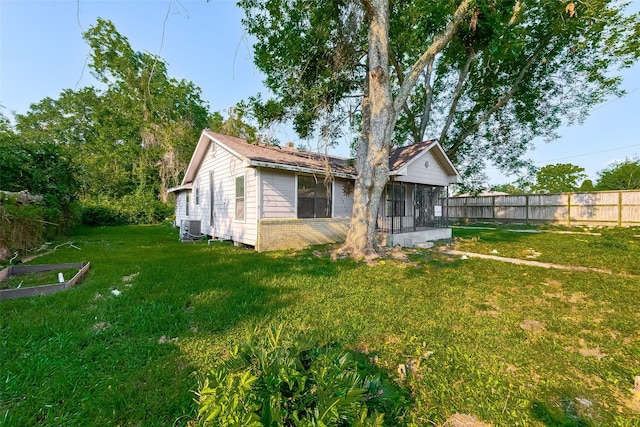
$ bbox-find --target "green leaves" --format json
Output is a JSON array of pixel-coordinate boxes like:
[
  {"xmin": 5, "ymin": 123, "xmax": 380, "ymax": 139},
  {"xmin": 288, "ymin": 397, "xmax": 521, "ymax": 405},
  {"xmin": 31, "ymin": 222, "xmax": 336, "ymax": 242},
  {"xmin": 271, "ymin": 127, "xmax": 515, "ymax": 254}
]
[
  {"xmin": 239, "ymin": 0, "xmax": 640, "ymax": 183},
  {"xmin": 595, "ymin": 157, "xmax": 640, "ymax": 190},
  {"xmin": 196, "ymin": 369, "xmax": 262, "ymax": 426},
  {"xmin": 194, "ymin": 326, "xmax": 409, "ymax": 426},
  {"xmin": 9, "ymin": 18, "xmax": 214, "ymax": 218},
  {"xmin": 532, "ymin": 163, "xmax": 588, "ymax": 194}
]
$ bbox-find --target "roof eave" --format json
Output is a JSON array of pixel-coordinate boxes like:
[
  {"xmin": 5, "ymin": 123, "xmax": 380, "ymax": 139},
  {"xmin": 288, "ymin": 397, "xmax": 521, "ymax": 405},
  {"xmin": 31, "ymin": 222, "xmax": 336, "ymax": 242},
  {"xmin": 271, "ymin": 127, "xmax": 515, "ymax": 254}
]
[
  {"xmin": 167, "ymin": 183, "xmax": 193, "ymax": 193},
  {"xmin": 250, "ymin": 160, "xmax": 355, "ymax": 179}
]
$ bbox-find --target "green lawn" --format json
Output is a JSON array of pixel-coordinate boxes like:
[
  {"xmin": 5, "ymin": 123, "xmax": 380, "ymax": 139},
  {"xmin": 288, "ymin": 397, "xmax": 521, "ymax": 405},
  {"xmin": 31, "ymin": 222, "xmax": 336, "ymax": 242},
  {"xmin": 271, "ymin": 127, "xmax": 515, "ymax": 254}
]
[{"xmin": 1, "ymin": 223, "xmax": 639, "ymax": 426}]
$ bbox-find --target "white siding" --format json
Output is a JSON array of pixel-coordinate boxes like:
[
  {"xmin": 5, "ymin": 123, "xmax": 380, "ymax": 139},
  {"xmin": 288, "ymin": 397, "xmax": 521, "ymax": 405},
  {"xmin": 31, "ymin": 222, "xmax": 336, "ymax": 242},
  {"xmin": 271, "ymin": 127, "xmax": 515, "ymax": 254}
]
[
  {"xmin": 333, "ymin": 179, "xmax": 354, "ymax": 218},
  {"xmin": 395, "ymin": 150, "xmax": 451, "ymax": 186},
  {"xmin": 259, "ymin": 171, "xmax": 354, "ymax": 219},
  {"xmin": 260, "ymin": 169, "xmax": 296, "ymax": 218},
  {"xmin": 174, "ymin": 191, "xmax": 189, "ymax": 227},
  {"xmin": 186, "ymin": 142, "xmax": 258, "ymax": 246}
]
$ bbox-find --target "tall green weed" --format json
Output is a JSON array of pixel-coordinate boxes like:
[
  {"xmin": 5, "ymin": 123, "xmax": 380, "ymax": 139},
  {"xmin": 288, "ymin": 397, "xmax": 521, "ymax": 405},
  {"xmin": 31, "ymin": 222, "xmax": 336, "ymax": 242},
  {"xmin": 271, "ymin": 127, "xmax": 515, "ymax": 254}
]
[{"xmin": 195, "ymin": 325, "xmax": 409, "ymax": 427}]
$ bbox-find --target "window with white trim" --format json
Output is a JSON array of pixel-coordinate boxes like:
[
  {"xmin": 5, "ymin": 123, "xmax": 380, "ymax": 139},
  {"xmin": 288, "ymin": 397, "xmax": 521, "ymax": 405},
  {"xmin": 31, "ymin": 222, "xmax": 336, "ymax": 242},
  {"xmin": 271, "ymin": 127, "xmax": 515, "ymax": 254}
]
[{"xmin": 235, "ymin": 175, "xmax": 245, "ymax": 221}]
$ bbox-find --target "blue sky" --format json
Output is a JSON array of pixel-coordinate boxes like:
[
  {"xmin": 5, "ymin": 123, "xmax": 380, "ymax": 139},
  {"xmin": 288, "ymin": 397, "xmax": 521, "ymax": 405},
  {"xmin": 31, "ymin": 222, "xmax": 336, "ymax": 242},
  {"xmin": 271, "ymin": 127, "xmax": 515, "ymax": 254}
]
[{"xmin": 1, "ymin": 0, "xmax": 639, "ymax": 185}]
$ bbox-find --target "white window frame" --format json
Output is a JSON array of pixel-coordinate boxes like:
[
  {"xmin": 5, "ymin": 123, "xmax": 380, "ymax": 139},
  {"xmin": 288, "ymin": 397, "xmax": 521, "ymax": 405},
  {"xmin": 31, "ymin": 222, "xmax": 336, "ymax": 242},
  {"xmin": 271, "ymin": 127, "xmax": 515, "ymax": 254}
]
[{"xmin": 235, "ymin": 173, "xmax": 245, "ymax": 222}]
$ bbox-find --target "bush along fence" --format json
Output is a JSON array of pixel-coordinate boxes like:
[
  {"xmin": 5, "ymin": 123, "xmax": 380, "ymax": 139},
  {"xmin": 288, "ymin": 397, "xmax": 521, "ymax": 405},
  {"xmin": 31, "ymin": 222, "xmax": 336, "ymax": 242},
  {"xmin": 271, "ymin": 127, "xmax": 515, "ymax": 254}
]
[{"xmin": 446, "ymin": 189, "xmax": 640, "ymax": 227}]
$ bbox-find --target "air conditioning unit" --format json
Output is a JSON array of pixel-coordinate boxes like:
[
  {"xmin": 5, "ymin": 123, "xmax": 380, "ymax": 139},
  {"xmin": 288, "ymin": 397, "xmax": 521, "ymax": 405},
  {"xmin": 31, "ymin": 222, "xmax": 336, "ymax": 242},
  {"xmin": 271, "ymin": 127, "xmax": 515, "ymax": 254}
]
[{"xmin": 180, "ymin": 220, "xmax": 201, "ymax": 242}]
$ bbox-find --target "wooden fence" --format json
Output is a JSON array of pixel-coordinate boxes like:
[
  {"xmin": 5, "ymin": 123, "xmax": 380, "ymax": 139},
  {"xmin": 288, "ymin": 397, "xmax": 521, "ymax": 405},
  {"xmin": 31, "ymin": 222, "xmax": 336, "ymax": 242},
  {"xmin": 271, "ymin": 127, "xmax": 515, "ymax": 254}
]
[{"xmin": 446, "ymin": 190, "xmax": 640, "ymax": 227}]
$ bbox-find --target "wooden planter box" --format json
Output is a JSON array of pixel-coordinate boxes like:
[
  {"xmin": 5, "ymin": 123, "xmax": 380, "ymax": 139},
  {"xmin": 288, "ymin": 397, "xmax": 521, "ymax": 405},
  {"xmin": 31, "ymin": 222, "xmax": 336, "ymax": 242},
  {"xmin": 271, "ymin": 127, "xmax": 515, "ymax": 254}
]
[{"xmin": 0, "ymin": 262, "xmax": 90, "ymax": 300}]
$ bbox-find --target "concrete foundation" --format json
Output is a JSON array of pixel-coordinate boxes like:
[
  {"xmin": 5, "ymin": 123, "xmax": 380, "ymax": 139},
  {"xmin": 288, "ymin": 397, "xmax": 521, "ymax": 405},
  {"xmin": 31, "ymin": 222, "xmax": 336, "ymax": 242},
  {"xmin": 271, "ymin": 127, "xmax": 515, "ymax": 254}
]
[{"xmin": 377, "ymin": 228, "xmax": 452, "ymax": 248}]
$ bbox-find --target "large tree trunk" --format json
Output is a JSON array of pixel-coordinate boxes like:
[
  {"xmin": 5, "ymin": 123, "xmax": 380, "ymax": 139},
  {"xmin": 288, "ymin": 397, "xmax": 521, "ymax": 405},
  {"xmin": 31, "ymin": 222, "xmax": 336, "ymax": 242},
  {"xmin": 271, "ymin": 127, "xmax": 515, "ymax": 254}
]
[
  {"xmin": 340, "ymin": 0, "xmax": 470, "ymax": 257},
  {"xmin": 340, "ymin": 0, "xmax": 395, "ymax": 257}
]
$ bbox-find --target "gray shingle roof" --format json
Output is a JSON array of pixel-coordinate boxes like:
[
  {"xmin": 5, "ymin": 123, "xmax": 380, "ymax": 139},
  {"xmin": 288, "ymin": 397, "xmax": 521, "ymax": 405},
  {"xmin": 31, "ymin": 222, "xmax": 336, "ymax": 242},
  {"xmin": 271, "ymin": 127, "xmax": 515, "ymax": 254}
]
[
  {"xmin": 205, "ymin": 131, "xmax": 437, "ymax": 175},
  {"xmin": 174, "ymin": 130, "xmax": 460, "ymax": 189},
  {"xmin": 204, "ymin": 131, "xmax": 355, "ymax": 175}
]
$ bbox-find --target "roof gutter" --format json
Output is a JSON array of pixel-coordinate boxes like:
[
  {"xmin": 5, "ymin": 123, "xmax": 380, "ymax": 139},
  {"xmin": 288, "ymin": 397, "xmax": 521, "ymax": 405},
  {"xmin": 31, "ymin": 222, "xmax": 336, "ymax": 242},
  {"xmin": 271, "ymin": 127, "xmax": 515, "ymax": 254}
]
[
  {"xmin": 167, "ymin": 183, "xmax": 193, "ymax": 193},
  {"xmin": 249, "ymin": 161, "xmax": 356, "ymax": 180}
]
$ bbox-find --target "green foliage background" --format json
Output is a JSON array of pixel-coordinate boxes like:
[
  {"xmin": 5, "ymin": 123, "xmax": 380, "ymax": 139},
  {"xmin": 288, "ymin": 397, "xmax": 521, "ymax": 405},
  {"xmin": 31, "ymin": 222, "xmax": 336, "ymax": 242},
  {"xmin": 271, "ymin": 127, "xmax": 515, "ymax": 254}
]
[{"xmin": 0, "ymin": 19, "xmax": 257, "ymax": 256}]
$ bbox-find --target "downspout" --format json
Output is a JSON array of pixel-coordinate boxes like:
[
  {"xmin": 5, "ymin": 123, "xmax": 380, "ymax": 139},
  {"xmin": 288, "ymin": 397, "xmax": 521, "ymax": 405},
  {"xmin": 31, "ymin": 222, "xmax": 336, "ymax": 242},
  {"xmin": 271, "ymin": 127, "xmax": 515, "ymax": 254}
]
[{"xmin": 256, "ymin": 167, "xmax": 262, "ymax": 251}]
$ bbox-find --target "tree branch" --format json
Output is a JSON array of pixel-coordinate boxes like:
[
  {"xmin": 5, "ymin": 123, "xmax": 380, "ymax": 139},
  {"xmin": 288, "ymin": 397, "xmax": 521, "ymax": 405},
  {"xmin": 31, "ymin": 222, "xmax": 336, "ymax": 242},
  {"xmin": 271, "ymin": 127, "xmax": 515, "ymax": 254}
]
[
  {"xmin": 389, "ymin": 46, "xmax": 420, "ymax": 142},
  {"xmin": 392, "ymin": 0, "xmax": 471, "ymax": 117},
  {"xmin": 447, "ymin": 37, "xmax": 551, "ymax": 157},
  {"xmin": 418, "ymin": 62, "xmax": 434, "ymax": 142},
  {"xmin": 438, "ymin": 48, "xmax": 476, "ymax": 144}
]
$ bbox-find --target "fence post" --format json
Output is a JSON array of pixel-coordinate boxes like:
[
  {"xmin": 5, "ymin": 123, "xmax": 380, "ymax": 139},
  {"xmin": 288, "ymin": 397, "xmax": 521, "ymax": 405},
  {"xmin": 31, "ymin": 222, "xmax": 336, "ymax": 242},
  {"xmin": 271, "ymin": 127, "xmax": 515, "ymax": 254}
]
[
  {"xmin": 618, "ymin": 191, "xmax": 623, "ymax": 227},
  {"xmin": 525, "ymin": 195, "xmax": 529, "ymax": 225},
  {"xmin": 492, "ymin": 196, "xmax": 496, "ymax": 222},
  {"xmin": 464, "ymin": 197, "xmax": 468, "ymax": 223},
  {"xmin": 567, "ymin": 193, "xmax": 571, "ymax": 227}
]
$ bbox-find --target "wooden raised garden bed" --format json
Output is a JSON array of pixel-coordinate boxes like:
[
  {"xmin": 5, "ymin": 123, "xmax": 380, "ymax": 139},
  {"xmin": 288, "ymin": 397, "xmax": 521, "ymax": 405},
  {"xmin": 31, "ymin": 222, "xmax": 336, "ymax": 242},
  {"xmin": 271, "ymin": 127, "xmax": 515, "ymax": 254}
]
[{"xmin": 0, "ymin": 262, "xmax": 90, "ymax": 300}]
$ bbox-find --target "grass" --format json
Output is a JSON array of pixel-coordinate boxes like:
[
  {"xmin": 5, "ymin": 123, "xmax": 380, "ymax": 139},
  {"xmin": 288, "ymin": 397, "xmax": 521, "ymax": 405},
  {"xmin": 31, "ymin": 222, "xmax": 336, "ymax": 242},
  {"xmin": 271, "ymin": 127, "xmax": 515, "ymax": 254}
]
[
  {"xmin": 453, "ymin": 226, "xmax": 640, "ymax": 275},
  {"xmin": 1, "ymin": 223, "xmax": 639, "ymax": 426}
]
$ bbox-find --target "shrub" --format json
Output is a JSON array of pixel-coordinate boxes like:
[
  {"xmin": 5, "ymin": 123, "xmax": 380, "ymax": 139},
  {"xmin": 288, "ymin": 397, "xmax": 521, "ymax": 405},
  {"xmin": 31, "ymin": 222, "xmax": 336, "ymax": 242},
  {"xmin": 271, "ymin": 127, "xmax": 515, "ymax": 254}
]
[
  {"xmin": 195, "ymin": 326, "xmax": 409, "ymax": 426},
  {"xmin": 80, "ymin": 192, "xmax": 173, "ymax": 226},
  {"xmin": 0, "ymin": 195, "xmax": 46, "ymax": 261}
]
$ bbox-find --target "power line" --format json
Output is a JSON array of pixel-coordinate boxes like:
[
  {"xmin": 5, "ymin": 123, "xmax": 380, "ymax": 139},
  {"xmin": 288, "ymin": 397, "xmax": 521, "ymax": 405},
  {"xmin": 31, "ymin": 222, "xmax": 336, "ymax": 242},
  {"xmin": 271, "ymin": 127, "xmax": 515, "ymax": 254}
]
[
  {"xmin": 535, "ymin": 143, "xmax": 640, "ymax": 164},
  {"xmin": 591, "ymin": 85, "xmax": 640, "ymax": 112}
]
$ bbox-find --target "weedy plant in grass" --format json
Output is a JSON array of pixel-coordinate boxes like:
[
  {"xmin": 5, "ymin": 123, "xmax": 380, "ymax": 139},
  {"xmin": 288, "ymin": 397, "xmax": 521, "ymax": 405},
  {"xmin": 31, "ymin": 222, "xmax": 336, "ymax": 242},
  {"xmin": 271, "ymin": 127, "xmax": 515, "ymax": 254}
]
[{"xmin": 195, "ymin": 325, "xmax": 409, "ymax": 426}]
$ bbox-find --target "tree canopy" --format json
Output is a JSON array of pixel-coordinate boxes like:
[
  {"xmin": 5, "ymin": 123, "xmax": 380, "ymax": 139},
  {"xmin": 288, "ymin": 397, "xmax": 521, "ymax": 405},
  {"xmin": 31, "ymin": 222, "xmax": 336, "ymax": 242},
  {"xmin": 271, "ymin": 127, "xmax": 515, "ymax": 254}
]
[
  {"xmin": 240, "ymin": 0, "xmax": 640, "ymax": 177},
  {"xmin": 3, "ymin": 18, "xmax": 255, "ymax": 230},
  {"xmin": 596, "ymin": 157, "xmax": 640, "ymax": 190},
  {"xmin": 238, "ymin": 0, "xmax": 640, "ymax": 255},
  {"xmin": 531, "ymin": 163, "xmax": 587, "ymax": 194}
]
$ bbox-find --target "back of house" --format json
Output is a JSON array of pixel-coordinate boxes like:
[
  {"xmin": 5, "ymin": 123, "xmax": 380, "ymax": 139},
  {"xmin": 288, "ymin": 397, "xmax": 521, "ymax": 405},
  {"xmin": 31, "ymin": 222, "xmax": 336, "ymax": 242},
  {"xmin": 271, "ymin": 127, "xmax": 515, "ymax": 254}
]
[{"xmin": 169, "ymin": 130, "xmax": 460, "ymax": 251}]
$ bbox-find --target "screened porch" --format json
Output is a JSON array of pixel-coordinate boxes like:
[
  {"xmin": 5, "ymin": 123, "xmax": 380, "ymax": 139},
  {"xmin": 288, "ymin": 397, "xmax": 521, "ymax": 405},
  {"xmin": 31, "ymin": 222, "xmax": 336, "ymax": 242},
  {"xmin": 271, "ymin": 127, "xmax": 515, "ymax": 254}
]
[{"xmin": 376, "ymin": 182, "xmax": 448, "ymax": 234}]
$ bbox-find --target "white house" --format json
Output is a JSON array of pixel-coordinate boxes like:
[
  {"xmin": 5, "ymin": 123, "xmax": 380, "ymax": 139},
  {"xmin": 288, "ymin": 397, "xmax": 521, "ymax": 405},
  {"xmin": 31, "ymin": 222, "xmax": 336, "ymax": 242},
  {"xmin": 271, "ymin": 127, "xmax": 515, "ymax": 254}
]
[{"xmin": 168, "ymin": 130, "xmax": 461, "ymax": 251}]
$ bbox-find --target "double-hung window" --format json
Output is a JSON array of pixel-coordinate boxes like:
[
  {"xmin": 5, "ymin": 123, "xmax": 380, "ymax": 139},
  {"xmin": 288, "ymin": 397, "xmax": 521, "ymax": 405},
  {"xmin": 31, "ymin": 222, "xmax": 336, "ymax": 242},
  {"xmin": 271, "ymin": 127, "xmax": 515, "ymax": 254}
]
[
  {"xmin": 235, "ymin": 175, "xmax": 245, "ymax": 221},
  {"xmin": 297, "ymin": 175, "xmax": 331, "ymax": 218}
]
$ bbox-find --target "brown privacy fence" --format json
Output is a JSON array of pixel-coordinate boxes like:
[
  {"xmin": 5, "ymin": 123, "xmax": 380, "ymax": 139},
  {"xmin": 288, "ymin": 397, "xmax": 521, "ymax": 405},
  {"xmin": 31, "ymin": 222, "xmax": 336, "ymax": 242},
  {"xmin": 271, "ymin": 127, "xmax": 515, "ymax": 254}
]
[{"xmin": 446, "ymin": 190, "xmax": 640, "ymax": 227}]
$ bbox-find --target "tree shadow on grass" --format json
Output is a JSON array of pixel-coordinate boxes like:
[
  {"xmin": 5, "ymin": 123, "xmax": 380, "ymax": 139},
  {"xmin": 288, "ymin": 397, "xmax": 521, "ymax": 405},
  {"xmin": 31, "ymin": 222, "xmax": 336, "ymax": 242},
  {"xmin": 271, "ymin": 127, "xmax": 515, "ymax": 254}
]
[
  {"xmin": 531, "ymin": 397, "xmax": 594, "ymax": 427},
  {"xmin": 0, "ymin": 226, "xmax": 353, "ymax": 426}
]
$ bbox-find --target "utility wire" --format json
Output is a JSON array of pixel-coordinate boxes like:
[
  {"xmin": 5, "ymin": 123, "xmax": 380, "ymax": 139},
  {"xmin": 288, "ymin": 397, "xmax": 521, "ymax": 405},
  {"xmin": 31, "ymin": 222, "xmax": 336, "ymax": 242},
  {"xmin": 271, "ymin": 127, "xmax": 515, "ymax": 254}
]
[
  {"xmin": 534, "ymin": 143, "xmax": 640, "ymax": 164},
  {"xmin": 591, "ymin": 85, "xmax": 640, "ymax": 112}
]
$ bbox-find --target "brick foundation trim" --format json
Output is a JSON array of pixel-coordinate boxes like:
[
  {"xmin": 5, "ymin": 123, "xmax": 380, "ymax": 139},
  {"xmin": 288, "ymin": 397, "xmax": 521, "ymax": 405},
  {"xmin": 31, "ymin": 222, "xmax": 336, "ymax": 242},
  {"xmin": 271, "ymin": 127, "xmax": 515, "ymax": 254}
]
[{"xmin": 257, "ymin": 218, "xmax": 350, "ymax": 251}]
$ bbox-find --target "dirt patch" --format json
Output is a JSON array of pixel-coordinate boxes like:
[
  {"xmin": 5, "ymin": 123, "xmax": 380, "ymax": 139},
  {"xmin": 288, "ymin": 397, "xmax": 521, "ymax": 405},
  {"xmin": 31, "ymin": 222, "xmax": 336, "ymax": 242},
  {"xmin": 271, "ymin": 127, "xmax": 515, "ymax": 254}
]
[
  {"xmin": 520, "ymin": 319, "xmax": 545, "ymax": 334},
  {"xmin": 628, "ymin": 376, "xmax": 640, "ymax": 412},
  {"xmin": 543, "ymin": 278, "xmax": 563, "ymax": 288},
  {"xmin": 543, "ymin": 291, "xmax": 565, "ymax": 300},
  {"xmin": 567, "ymin": 293, "xmax": 587, "ymax": 304},
  {"xmin": 504, "ymin": 363, "xmax": 518, "ymax": 373},
  {"xmin": 444, "ymin": 413, "xmax": 492, "ymax": 426},
  {"xmin": 566, "ymin": 339, "xmax": 608, "ymax": 360},
  {"xmin": 543, "ymin": 291, "xmax": 588, "ymax": 304}
]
